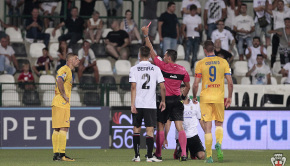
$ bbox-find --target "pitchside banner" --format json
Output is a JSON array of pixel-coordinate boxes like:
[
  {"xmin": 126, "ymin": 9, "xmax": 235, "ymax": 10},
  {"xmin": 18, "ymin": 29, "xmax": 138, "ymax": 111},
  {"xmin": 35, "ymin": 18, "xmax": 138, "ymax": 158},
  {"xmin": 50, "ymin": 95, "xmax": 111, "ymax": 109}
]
[
  {"xmin": 0, "ymin": 107, "xmax": 110, "ymax": 149},
  {"xmin": 111, "ymin": 109, "xmax": 290, "ymax": 150}
]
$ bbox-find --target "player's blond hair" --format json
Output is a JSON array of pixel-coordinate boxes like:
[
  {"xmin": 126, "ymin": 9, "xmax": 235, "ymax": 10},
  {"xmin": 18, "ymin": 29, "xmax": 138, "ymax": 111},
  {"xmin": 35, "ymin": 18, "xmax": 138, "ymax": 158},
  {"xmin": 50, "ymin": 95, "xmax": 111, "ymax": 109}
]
[{"xmin": 66, "ymin": 53, "xmax": 77, "ymax": 61}]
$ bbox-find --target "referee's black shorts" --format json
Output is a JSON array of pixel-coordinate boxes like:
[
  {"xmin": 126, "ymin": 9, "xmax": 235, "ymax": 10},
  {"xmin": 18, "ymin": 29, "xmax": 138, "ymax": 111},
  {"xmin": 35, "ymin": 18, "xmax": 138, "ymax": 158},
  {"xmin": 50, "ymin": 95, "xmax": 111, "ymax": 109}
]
[
  {"xmin": 157, "ymin": 95, "xmax": 184, "ymax": 124},
  {"xmin": 132, "ymin": 108, "xmax": 157, "ymax": 127}
]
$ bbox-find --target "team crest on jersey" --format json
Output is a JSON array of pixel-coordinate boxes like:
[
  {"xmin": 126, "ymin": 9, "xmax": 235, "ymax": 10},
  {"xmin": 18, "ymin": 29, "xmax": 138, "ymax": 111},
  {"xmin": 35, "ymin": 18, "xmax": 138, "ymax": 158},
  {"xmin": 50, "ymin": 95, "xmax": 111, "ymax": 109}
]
[
  {"xmin": 271, "ymin": 153, "xmax": 286, "ymax": 166},
  {"xmin": 61, "ymin": 72, "xmax": 66, "ymax": 78}
]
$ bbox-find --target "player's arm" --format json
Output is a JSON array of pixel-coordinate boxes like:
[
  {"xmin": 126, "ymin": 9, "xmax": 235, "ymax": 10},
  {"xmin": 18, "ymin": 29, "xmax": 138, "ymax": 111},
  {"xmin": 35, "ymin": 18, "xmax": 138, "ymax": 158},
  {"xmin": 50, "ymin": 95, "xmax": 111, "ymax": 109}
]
[
  {"xmin": 142, "ymin": 26, "xmax": 158, "ymax": 59},
  {"xmin": 159, "ymin": 82, "xmax": 166, "ymax": 112},
  {"xmin": 225, "ymin": 75, "xmax": 233, "ymax": 108},
  {"xmin": 57, "ymin": 77, "xmax": 69, "ymax": 103},
  {"xmin": 192, "ymin": 77, "xmax": 201, "ymax": 101},
  {"xmin": 130, "ymin": 82, "xmax": 137, "ymax": 114},
  {"xmin": 199, "ymin": 120, "xmax": 205, "ymax": 132}
]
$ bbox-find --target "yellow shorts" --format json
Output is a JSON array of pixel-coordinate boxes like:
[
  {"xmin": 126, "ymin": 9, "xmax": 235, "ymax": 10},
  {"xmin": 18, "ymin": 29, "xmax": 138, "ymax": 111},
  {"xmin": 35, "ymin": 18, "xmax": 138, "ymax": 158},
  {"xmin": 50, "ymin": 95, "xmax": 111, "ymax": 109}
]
[
  {"xmin": 200, "ymin": 103, "xmax": 224, "ymax": 122},
  {"xmin": 52, "ymin": 106, "xmax": 70, "ymax": 128}
]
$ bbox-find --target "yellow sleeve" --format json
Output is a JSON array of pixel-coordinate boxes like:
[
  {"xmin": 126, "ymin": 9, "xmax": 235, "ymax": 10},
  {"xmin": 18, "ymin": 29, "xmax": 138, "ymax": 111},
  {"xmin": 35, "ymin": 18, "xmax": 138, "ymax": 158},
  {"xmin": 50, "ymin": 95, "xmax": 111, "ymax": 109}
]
[
  {"xmin": 195, "ymin": 61, "xmax": 202, "ymax": 78},
  {"xmin": 223, "ymin": 60, "xmax": 231, "ymax": 75},
  {"xmin": 57, "ymin": 67, "xmax": 68, "ymax": 82}
]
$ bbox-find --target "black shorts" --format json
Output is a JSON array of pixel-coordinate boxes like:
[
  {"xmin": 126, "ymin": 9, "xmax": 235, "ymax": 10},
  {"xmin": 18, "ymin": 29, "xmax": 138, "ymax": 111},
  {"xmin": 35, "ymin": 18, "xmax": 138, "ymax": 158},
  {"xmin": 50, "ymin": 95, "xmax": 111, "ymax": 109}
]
[
  {"xmin": 157, "ymin": 95, "xmax": 184, "ymax": 124},
  {"xmin": 36, "ymin": 66, "xmax": 46, "ymax": 71},
  {"xmin": 132, "ymin": 108, "xmax": 157, "ymax": 127},
  {"xmin": 187, "ymin": 135, "xmax": 205, "ymax": 157}
]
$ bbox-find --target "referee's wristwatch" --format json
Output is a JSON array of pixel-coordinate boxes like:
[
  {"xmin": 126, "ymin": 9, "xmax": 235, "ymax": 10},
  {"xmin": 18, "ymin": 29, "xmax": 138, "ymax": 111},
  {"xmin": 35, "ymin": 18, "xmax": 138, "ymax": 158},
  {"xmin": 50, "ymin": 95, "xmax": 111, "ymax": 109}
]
[{"xmin": 143, "ymin": 35, "xmax": 148, "ymax": 38}]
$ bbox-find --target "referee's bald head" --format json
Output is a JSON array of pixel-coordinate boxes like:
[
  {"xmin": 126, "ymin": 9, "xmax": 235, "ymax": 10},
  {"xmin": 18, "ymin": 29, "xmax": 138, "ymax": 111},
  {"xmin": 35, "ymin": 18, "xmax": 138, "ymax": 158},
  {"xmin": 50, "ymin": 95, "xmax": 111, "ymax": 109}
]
[{"xmin": 139, "ymin": 46, "xmax": 150, "ymax": 58}]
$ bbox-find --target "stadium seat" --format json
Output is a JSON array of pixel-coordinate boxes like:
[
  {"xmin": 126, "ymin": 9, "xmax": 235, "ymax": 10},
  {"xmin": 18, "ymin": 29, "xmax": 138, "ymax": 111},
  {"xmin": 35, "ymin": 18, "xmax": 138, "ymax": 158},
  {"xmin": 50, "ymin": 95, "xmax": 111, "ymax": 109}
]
[
  {"xmin": 17, "ymin": 59, "xmax": 30, "ymax": 72},
  {"xmin": 266, "ymin": 46, "xmax": 272, "ymax": 60},
  {"xmin": 153, "ymin": 33, "xmax": 160, "ymax": 44},
  {"xmin": 177, "ymin": 45, "xmax": 185, "ymax": 60},
  {"xmin": 115, "ymin": 60, "xmax": 131, "ymax": 75},
  {"xmin": 39, "ymin": 75, "xmax": 55, "ymax": 91},
  {"xmin": 176, "ymin": 60, "xmax": 193, "ymax": 75},
  {"xmin": 202, "ymin": 31, "xmax": 207, "ymax": 42},
  {"xmin": 22, "ymin": 90, "xmax": 41, "ymax": 106},
  {"xmin": 197, "ymin": 45, "xmax": 205, "ymax": 60},
  {"xmin": 233, "ymin": 61, "xmax": 248, "ymax": 76},
  {"xmin": 5, "ymin": 27, "xmax": 23, "ymax": 42},
  {"xmin": 105, "ymin": 91, "xmax": 123, "ymax": 106},
  {"xmin": 91, "ymin": 43, "xmax": 107, "ymax": 58},
  {"xmin": 271, "ymin": 77, "xmax": 277, "ymax": 85},
  {"xmin": 232, "ymin": 45, "xmax": 239, "ymax": 60},
  {"xmin": 129, "ymin": 44, "xmax": 142, "ymax": 58},
  {"xmin": 70, "ymin": 91, "xmax": 82, "ymax": 106},
  {"xmin": 29, "ymin": 43, "xmax": 46, "ymax": 58},
  {"xmin": 241, "ymin": 77, "xmax": 251, "ymax": 85},
  {"xmin": 79, "ymin": 76, "xmax": 98, "ymax": 90},
  {"xmin": 45, "ymin": 28, "xmax": 61, "ymax": 43},
  {"xmin": 0, "ymin": 74, "xmax": 16, "ymax": 90},
  {"xmin": 42, "ymin": 91, "xmax": 54, "ymax": 106},
  {"xmin": 49, "ymin": 43, "xmax": 59, "ymax": 58},
  {"xmin": 100, "ymin": 76, "xmax": 117, "ymax": 90},
  {"xmin": 120, "ymin": 76, "xmax": 130, "ymax": 91},
  {"xmin": 97, "ymin": 59, "xmax": 113, "ymax": 75},
  {"xmin": 123, "ymin": 91, "xmax": 131, "ymax": 106},
  {"xmin": 2, "ymin": 90, "xmax": 21, "ymax": 106},
  {"xmin": 71, "ymin": 43, "xmax": 82, "ymax": 55},
  {"xmin": 84, "ymin": 92, "xmax": 100, "ymax": 106},
  {"xmin": 11, "ymin": 43, "xmax": 27, "ymax": 57},
  {"xmin": 102, "ymin": 28, "xmax": 113, "ymax": 39},
  {"xmin": 272, "ymin": 61, "xmax": 282, "ymax": 76},
  {"xmin": 280, "ymin": 77, "xmax": 287, "ymax": 84}
]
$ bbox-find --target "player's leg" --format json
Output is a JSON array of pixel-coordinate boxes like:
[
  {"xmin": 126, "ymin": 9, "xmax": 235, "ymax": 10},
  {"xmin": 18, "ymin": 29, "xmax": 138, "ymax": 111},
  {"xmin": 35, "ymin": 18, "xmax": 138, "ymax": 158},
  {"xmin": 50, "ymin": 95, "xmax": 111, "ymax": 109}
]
[
  {"xmin": 52, "ymin": 128, "xmax": 60, "ymax": 161},
  {"xmin": 132, "ymin": 108, "xmax": 143, "ymax": 162},
  {"xmin": 213, "ymin": 103, "xmax": 225, "ymax": 162},
  {"xmin": 190, "ymin": 135, "xmax": 205, "ymax": 160},
  {"xmin": 200, "ymin": 103, "xmax": 214, "ymax": 163}
]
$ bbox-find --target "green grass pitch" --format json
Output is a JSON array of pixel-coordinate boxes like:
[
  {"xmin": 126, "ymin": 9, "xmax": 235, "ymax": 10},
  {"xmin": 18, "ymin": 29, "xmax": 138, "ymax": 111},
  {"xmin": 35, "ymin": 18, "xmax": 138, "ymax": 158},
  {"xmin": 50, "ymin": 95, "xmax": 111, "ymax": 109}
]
[{"xmin": 0, "ymin": 149, "xmax": 289, "ymax": 166}]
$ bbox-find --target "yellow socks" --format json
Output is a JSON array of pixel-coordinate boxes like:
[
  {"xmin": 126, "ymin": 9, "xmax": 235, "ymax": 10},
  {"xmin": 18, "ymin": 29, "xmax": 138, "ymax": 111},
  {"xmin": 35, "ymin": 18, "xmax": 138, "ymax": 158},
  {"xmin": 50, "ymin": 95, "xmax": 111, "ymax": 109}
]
[
  {"xmin": 59, "ymin": 130, "xmax": 67, "ymax": 154},
  {"xmin": 215, "ymin": 126, "xmax": 223, "ymax": 145},
  {"xmin": 205, "ymin": 133, "xmax": 213, "ymax": 158},
  {"xmin": 52, "ymin": 130, "xmax": 59, "ymax": 153}
]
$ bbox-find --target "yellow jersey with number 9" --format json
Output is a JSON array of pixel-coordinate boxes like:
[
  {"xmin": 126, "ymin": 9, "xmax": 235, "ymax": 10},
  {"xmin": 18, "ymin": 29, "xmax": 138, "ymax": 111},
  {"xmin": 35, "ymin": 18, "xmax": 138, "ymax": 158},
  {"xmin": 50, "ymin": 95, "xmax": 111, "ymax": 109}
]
[
  {"xmin": 195, "ymin": 55, "xmax": 231, "ymax": 103},
  {"xmin": 51, "ymin": 65, "xmax": 73, "ymax": 108}
]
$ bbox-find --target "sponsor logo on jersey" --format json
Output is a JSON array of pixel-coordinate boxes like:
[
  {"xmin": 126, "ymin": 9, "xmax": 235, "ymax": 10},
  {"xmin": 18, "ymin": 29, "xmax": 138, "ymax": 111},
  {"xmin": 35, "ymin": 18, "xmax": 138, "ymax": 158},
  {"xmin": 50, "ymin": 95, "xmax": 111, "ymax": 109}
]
[
  {"xmin": 206, "ymin": 84, "xmax": 221, "ymax": 88},
  {"xmin": 170, "ymin": 75, "xmax": 177, "ymax": 79},
  {"xmin": 271, "ymin": 153, "xmax": 286, "ymax": 166}
]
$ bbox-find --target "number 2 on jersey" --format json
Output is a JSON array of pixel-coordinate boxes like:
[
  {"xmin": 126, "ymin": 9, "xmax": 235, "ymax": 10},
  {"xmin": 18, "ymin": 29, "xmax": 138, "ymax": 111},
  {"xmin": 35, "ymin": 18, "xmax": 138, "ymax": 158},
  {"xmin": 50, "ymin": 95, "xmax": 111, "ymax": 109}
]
[
  {"xmin": 142, "ymin": 73, "xmax": 150, "ymax": 89},
  {"xmin": 209, "ymin": 66, "xmax": 216, "ymax": 82}
]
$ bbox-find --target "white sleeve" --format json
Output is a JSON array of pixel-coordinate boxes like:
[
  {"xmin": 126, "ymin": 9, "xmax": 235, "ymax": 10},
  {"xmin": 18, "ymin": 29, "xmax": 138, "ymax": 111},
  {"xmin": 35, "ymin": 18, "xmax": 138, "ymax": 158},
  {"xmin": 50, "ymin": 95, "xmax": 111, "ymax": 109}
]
[
  {"xmin": 129, "ymin": 67, "xmax": 136, "ymax": 83},
  {"xmin": 78, "ymin": 49, "xmax": 83, "ymax": 59},
  {"xmin": 220, "ymin": 0, "xmax": 226, "ymax": 8},
  {"xmin": 182, "ymin": 16, "xmax": 188, "ymax": 24},
  {"xmin": 196, "ymin": 102, "xmax": 201, "ymax": 120},
  {"xmin": 11, "ymin": 47, "xmax": 15, "ymax": 55},
  {"xmin": 250, "ymin": 17, "xmax": 255, "ymax": 26},
  {"xmin": 227, "ymin": 30, "xmax": 234, "ymax": 41},
  {"xmin": 266, "ymin": 66, "xmax": 271, "ymax": 74},
  {"xmin": 89, "ymin": 49, "xmax": 96, "ymax": 62},
  {"xmin": 245, "ymin": 48, "xmax": 249, "ymax": 54},
  {"xmin": 263, "ymin": 48, "xmax": 267, "ymax": 54},
  {"xmin": 211, "ymin": 31, "xmax": 216, "ymax": 43},
  {"xmin": 157, "ymin": 67, "xmax": 165, "ymax": 83},
  {"xmin": 198, "ymin": 16, "xmax": 202, "ymax": 24},
  {"xmin": 205, "ymin": 1, "xmax": 210, "ymax": 10},
  {"xmin": 283, "ymin": 63, "xmax": 290, "ymax": 70}
]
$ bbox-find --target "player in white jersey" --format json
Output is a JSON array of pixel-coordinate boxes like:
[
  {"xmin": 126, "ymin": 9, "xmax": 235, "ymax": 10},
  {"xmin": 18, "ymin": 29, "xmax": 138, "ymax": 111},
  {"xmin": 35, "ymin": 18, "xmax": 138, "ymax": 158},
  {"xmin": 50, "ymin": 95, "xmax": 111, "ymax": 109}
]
[{"xmin": 130, "ymin": 46, "xmax": 166, "ymax": 162}]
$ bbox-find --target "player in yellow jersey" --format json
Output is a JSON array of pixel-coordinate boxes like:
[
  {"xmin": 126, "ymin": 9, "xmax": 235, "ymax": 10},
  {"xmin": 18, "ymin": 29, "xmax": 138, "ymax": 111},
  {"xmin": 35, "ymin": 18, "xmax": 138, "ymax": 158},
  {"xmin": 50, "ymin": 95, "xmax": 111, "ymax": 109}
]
[
  {"xmin": 51, "ymin": 53, "xmax": 80, "ymax": 161},
  {"xmin": 192, "ymin": 41, "xmax": 233, "ymax": 163}
]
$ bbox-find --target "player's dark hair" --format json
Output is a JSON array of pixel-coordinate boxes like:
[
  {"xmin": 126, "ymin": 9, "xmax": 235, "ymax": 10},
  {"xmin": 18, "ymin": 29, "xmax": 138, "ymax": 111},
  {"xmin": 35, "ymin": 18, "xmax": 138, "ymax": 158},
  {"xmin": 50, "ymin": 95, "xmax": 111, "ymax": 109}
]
[
  {"xmin": 139, "ymin": 46, "xmax": 150, "ymax": 58},
  {"xmin": 241, "ymin": 3, "xmax": 247, "ymax": 7},
  {"xmin": 284, "ymin": 17, "xmax": 290, "ymax": 21},
  {"xmin": 167, "ymin": 1, "xmax": 175, "ymax": 8},
  {"xmin": 190, "ymin": 4, "xmax": 197, "ymax": 11},
  {"xmin": 42, "ymin": 47, "xmax": 48, "ymax": 51},
  {"xmin": 253, "ymin": 36, "xmax": 261, "ymax": 41},
  {"xmin": 204, "ymin": 40, "xmax": 214, "ymax": 53},
  {"xmin": 257, "ymin": 54, "xmax": 263, "ymax": 58},
  {"xmin": 66, "ymin": 53, "xmax": 77, "ymax": 61},
  {"xmin": 166, "ymin": 49, "xmax": 177, "ymax": 62}
]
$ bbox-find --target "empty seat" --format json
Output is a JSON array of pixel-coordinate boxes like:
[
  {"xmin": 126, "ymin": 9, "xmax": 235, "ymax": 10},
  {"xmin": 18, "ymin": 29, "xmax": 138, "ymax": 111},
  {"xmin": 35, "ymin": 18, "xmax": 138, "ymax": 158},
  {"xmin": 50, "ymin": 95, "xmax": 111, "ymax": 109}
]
[
  {"xmin": 2, "ymin": 90, "xmax": 21, "ymax": 106},
  {"xmin": 102, "ymin": 28, "xmax": 113, "ymax": 39},
  {"xmin": 281, "ymin": 77, "xmax": 287, "ymax": 84},
  {"xmin": 233, "ymin": 61, "xmax": 248, "ymax": 76},
  {"xmin": 45, "ymin": 28, "xmax": 61, "ymax": 43},
  {"xmin": 105, "ymin": 91, "xmax": 123, "ymax": 107},
  {"xmin": 272, "ymin": 61, "xmax": 282, "ymax": 76},
  {"xmin": 241, "ymin": 77, "xmax": 251, "ymax": 85},
  {"xmin": 120, "ymin": 76, "xmax": 130, "ymax": 91},
  {"xmin": 176, "ymin": 60, "xmax": 193, "ymax": 75},
  {"xmin": 129, "ymin": 44, "xmax": 142, "ymax": 58},
  {"xmin": 79, "ymin": 76, "xmax": 98, "ymax": 90},
  {"xmin": 123, "ymin": 91, "xmax": 131, "ymax": 106},
  {"xmin": 266, "ymin": 46, "xmax": 272, "ymax": 60},
  {"xmin": 0, "ymin": 74, "xmax": 16, "ymax": 90},
  {"xmin": 177, "ymin": 44, "xmax": 185, "ymax": 60},
  {"xmin": 22, "ymin": 90, "xmax": 41, "ymax": 106},
  {"xmin": 42, "ymin": 90, "xmax": 53, "ymax": 106},
  {"xmin": 39, "ymin": 75, "xmax": 55, "ymax": 91},
  {"xmin": 91, "ymin": 43, "xmax": 107, "ymax": 58},
  {"xmin": 271, "ymin": 77, "xmax": 277, "ymax": 85},
  {"xmin": 115, "ymin": 60, "xmax": 131, "ymax": 75},
  {"xmin": 100, "ymin": 76, "xmax": 117, "ymax": 90},
  {"xmin": 84, "ymin": 92, "xmax": 100, "ymax": 106},
  {"xmin": 5, "ymin": 27, "xmax": 23, "ymax": 42},
  {"xmin": 11, "ymin": 43, "xmax": 27, "ymax": 57},
  {"xmin": 197, "ymin": 45, "xmax": 205, "ymax": 60},
  {"xmin": 70, "ymin": 91, "xmax": 82, "ymax": 106},
  {"xmin": 49, "ymin": 43, "xmax": 59, "ymax": 58},
  {"xmin": 29, "ymin": 43, "xmax": 46, "ymax": 58},
  {"xmin": 97, "ymin": 59, "xmax": 113, "ymax": 75}
]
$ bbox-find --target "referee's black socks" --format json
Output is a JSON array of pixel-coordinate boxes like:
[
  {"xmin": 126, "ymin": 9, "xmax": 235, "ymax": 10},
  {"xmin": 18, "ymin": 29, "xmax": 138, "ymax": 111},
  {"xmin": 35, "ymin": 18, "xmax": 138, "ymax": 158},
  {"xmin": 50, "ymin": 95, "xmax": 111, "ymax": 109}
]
[
  {"xmin": 146, "ymin": 135, "xmax": 154, "ymax": 158},
  {"xmin": 133, "ymin": 133, "xmax": 140, "ymax": 158}
]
